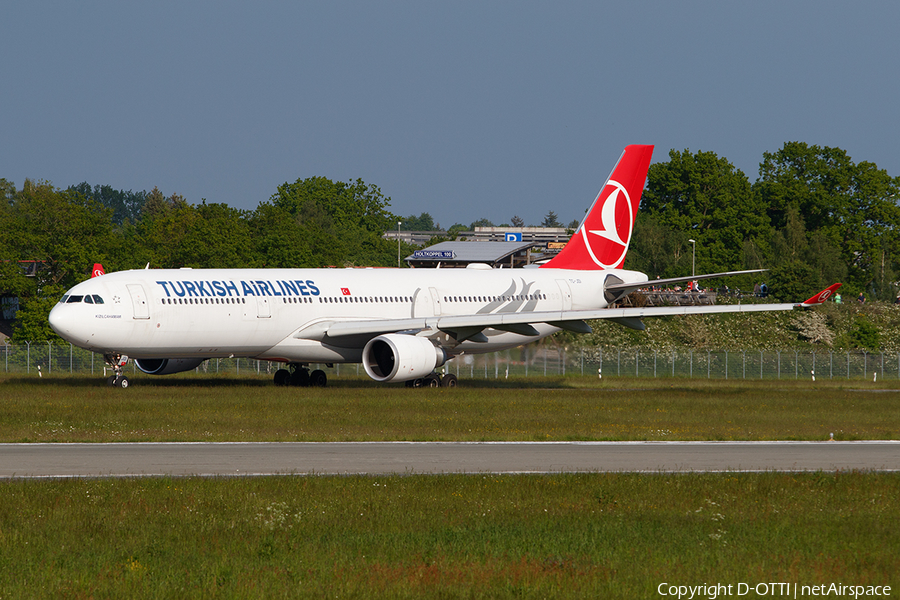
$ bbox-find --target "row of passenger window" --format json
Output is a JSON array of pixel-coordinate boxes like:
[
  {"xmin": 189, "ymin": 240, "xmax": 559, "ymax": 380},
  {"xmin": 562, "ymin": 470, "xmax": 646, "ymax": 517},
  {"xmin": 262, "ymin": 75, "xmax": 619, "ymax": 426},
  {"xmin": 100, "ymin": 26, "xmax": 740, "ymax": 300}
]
[
  {"xmin": 443, "ymin": 293, "xmax": 546, "ymax": 303},
  {"xmin": 161, "ymin": 297, "xmax": 246, "ymax": 305},
  {"xmin": 305, "ymin": 296, "xmax": 412, "ymax": 304},
  {"xmin": 59, "ymin": 294, "xmax": 105, "ymax": 304}
]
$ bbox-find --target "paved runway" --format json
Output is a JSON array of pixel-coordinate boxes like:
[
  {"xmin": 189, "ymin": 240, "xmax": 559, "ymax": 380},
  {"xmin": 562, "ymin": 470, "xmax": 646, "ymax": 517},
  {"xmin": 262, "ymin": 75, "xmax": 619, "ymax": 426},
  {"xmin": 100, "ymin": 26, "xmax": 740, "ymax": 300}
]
[{"xmin": 1, "ymin": 441, "xmax": 898, "ymax": 478}]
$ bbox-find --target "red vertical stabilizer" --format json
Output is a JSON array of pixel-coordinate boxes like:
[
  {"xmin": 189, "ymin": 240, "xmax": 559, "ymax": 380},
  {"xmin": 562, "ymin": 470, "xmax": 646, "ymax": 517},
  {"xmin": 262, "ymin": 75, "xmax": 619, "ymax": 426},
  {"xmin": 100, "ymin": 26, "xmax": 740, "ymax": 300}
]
[{"xmin": 541, "ymin": 145, "xmax": 653, "ymax": 270}]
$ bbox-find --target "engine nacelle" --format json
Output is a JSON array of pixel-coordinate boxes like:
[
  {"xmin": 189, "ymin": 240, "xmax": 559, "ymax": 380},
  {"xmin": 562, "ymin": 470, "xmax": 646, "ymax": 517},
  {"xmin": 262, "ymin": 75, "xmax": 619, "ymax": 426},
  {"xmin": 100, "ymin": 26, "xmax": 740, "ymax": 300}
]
[
  {"xmin": 134, "ymin": 358, "xmax": 207, "ymax": 375},
  {"xmin": 362, "ymin": 334, "xmax": 447, "ymax": 383}
]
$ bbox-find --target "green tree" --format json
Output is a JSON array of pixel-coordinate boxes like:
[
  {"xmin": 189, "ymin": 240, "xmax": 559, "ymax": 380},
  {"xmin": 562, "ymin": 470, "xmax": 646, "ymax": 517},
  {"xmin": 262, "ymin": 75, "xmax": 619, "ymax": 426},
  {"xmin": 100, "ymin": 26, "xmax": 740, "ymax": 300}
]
[
  {"xmin": 249, "ymin": 201, "xmax": 345, "ymax": 268},
  {"xmin": 755, "ymin": 142, "xmax": 900, "ymax": 298},
  {"xmin": 269, "ymin": 177, "xmax": 398, "ymax": 266},
  {"xmin": 469, "ymin": 218, "xmax": 495, "ymax": 229},
  {"xmin": 400, "ymin": 213, "xmax": 437, "ymax": 231},
  {"xmin": 3, "ymin": 180, "xmax": 117, "ymax": 341},
  {"xmin": 541, "ymin": 211, "xmax": 562, "ymax": 228},
  {"xmin": 68, "ymin": 183, "xmax": 147, "ymax": 225},
  {"xmin": 627, "ymin": 215, "xmax": 690, "ymax": 278},
  {"xmin": 642, "ymin": 149, "xmax": 771, "ymax": 274}
]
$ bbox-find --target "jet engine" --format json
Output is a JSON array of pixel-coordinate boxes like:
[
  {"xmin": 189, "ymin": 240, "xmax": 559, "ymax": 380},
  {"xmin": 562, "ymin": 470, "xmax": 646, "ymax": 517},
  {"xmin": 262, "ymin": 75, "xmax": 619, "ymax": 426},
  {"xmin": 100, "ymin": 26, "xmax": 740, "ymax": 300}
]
[
  {"xmin": 362, "ymin": 334, "xmax": 447, "ymax": 383},
  {"xmin": 134, "ymin": 358, "xmax": 207, "ymax": 375}
]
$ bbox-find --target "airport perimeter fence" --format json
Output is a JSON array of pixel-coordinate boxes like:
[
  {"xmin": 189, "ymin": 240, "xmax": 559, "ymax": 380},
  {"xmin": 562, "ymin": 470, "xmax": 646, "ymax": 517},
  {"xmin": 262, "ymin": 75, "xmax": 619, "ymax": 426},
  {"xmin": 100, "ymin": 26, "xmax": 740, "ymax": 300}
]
[{"xmin": 2, "ymin": 341, "xmax": 898, "ymax": 381}]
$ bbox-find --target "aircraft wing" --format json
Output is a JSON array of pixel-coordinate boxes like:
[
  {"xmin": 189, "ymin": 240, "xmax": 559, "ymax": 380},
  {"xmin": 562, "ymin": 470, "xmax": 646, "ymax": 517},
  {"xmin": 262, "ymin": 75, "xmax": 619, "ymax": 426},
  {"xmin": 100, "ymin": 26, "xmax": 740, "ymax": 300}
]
[{"xmin": 296, "ymin": 284, "xmax": 841, "ymax": 341}]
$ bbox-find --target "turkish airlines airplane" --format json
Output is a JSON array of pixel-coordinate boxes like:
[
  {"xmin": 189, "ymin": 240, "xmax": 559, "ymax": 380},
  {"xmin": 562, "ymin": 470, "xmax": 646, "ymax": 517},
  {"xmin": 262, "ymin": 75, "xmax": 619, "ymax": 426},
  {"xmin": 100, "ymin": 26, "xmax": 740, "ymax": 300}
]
[{"xmin": 49, "ymin": 145, "xmax": 840, "ymax": 388}]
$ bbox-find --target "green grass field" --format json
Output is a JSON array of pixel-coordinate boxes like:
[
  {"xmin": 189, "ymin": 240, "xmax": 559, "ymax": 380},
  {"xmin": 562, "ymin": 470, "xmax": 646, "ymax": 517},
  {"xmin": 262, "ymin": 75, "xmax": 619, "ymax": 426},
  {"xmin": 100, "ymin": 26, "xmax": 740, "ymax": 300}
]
[
  {"xmin": 1, "ymin": 374, "xmax": 898, "ymax": 442},
  {"xmin": 1, "ymin": 473, "xmax": 897, "ymax": 598},
  {"xmin": 2, "ymin": 374, "xmax": 898, "ymax": 598}
]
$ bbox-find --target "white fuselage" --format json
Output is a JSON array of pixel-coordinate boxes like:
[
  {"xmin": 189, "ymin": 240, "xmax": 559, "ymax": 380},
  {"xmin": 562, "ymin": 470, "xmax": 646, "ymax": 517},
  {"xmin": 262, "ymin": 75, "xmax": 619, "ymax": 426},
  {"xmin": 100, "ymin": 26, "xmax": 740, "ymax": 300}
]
[{"xmin": 48, "ymin": 265, "xmax": 647, "ymax": 364}]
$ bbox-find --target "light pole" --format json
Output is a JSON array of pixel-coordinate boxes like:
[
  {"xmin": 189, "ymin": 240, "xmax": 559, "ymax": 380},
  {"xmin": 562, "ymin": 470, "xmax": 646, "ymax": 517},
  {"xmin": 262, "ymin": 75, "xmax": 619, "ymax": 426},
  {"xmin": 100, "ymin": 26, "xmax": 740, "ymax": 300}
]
[
  {"xmin": 688, "ymin": 239, "xmax": 696, "ymax": 277},
  {"xmin": 397, "ymin": 221, "xmax": 402, "ymax": 268}
]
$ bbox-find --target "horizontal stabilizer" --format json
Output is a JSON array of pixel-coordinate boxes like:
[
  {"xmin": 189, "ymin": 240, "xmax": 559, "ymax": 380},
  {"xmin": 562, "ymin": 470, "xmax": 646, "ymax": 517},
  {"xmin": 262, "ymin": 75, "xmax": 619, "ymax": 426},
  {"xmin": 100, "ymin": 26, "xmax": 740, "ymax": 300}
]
[{"xmin": 605, "ymin": 269, "xmax": 765, "ymax": 296}]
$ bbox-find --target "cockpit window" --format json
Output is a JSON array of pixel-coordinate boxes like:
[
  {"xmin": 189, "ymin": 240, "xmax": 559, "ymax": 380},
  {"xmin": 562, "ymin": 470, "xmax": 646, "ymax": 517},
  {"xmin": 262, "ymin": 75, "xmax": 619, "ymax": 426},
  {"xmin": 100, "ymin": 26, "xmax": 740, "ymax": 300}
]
[
  {"xmin": 59, "ymin": 295, "xmax": 69, "ymax": 304},
  {"xmin": 92, "ymin": 294, "xmax": 104, "ymax": 304},
  {"xmin": 84, "ymin": 295, "xmax": 94, "ymax": 304},
  {"xmin": 66, "ymin": 295, "xmax": 84, "ymax": 303}
]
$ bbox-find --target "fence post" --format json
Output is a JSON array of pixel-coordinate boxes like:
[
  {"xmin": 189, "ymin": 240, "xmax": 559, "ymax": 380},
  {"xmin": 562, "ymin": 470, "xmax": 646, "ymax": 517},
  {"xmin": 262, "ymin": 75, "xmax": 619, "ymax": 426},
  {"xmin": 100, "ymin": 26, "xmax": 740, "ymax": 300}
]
[
  {"xmin": 760, "ymin": 350, "xmax": 763, "ymax": 379},
  {"xmin": 26, "ymin": 341, "xmax": 30, "ymax": 374},
  {"xmin": 725, "ymin": 350, "xmax": 728, "ymax": 380},
  {"xmin": 48, "ymin": 341, "xmax": 52, "ymax": 374}
]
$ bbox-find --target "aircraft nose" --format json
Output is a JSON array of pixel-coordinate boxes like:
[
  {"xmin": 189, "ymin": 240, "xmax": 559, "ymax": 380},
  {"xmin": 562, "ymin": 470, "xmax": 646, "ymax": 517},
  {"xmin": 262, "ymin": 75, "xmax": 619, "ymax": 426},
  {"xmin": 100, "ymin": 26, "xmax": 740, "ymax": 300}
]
[
  {"xmin": 48, "ymin": 304, "xmax": 65, "ymax": 335},
  {"xmin": 48, "ymin": 304, "xmax": 76, "ymax": 341}
]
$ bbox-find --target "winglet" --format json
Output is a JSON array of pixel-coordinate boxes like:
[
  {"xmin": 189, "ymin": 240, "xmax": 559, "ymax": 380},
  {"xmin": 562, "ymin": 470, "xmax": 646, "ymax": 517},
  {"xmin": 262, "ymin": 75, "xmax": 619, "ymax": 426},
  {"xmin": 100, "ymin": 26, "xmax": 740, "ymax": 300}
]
[
  {"xmin": 541, "ymin": 145, "xmax": 654, "ymax": 270},
  {"xmin": 800, "ymin": 283, "xmax": 842, "ymax": 307},
  {"xmin": 91, "ymin": 263, "xmax": 105, "ymax": 278}
]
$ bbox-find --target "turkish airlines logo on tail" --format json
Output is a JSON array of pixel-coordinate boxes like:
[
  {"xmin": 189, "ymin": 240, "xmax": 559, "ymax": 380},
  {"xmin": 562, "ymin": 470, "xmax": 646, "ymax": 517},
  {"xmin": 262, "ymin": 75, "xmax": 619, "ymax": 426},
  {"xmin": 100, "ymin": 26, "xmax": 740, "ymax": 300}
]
[
  {"xmin": 581, "ymin": 180, "xmax": 633, "ymax": 269},
  {"xmin": 91, "ymin": 263, "xmax": 105, "ymax": 278}
]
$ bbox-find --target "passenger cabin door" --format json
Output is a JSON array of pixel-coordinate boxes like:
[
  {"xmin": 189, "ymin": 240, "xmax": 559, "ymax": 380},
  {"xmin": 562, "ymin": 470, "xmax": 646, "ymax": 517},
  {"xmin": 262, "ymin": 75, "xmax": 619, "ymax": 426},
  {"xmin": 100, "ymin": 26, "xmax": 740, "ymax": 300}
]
[
  {"xmin": 126, "ymin": 284, "xmax": 150, "ymax": 320},
  {"xmin": 555, "ymin": 279, "xmax": 573, "ymax": 311},
  {"xmin": 429, "ymin": 287, "xmax": 442, "ymax": 316},
  {"xmin": 256, "ymin": 296, "xmax": 271, "ymax": 318}
]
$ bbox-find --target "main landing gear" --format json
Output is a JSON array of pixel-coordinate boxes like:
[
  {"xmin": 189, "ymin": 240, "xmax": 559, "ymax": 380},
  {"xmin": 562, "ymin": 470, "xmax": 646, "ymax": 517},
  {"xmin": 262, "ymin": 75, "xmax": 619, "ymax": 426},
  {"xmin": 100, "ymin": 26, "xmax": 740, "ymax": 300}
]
[
  {"xmin": 405, "ymin": 372, "xmax": 458, "ymax": 388},
  {"xmin": 273, "ymin": 363, "xmax": 328, "ymax": 388},
  {"xmin": 103, "ymin": 353, "xmax": 130, "ymax": 388}
]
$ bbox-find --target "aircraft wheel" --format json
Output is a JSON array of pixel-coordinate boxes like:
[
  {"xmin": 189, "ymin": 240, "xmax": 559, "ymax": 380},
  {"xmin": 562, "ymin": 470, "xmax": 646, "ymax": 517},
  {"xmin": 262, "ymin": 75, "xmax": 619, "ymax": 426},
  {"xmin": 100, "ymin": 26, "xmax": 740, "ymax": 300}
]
[
  {"xmin": 309, "ymin": 369, "xmax": 327, "ymax": 387},
  {"xmin": 107, "ymin": 375, "xmax": 117, "ymax": 386},
  {"xmin": 116, "ymin": 376, "xmax": 130, "ymax": 389},
  {"xmin": 441, "ymin": 373, "xmax": 458, "ymax": 388},
  {"xmin": 274, "ymin": 369, "xmax": 291, "ymax": 386},
  {"xmin": 425, "ymin": 374, "xmax": 441, "ymax": 388},
  {"xmin": 291, "ymin": 369, "xmax": 310, "ymax": 387},
  {"xmin": 412, "ymin": 378, "xmax": 424, "ymax": 388}
]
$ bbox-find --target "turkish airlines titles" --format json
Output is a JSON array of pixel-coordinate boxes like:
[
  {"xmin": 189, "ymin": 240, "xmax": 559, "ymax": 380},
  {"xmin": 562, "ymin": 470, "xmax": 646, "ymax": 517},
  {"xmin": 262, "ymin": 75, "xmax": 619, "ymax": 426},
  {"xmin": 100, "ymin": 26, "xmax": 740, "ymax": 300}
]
[{"xmin": 155, "ymin": 279, "xmax": 321, "ymax": 299}]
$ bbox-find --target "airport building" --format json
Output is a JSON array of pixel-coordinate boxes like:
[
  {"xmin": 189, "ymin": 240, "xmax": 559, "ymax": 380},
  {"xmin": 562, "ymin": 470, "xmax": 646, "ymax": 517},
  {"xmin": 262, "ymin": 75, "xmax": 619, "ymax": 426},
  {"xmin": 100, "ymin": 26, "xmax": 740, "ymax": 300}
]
[{"xmin": 386, "ymin": 227, "xmax": 573, "ymax": 268}]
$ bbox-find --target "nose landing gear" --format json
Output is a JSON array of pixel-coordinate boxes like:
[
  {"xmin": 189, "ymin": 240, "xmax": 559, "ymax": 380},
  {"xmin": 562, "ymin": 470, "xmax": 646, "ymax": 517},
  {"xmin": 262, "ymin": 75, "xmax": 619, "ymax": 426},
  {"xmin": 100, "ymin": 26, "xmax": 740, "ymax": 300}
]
[{"xmin": 103, "ymin": 353, "xmax": 130, "ymax": 388}]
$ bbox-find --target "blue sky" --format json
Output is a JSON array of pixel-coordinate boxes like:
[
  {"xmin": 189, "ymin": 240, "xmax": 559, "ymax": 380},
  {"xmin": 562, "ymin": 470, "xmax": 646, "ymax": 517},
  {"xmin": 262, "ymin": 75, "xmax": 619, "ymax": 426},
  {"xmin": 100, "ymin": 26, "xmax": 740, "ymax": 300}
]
[{"xmin": 3, "ymin": 1, "xmax": 898, "ymax": 228}]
